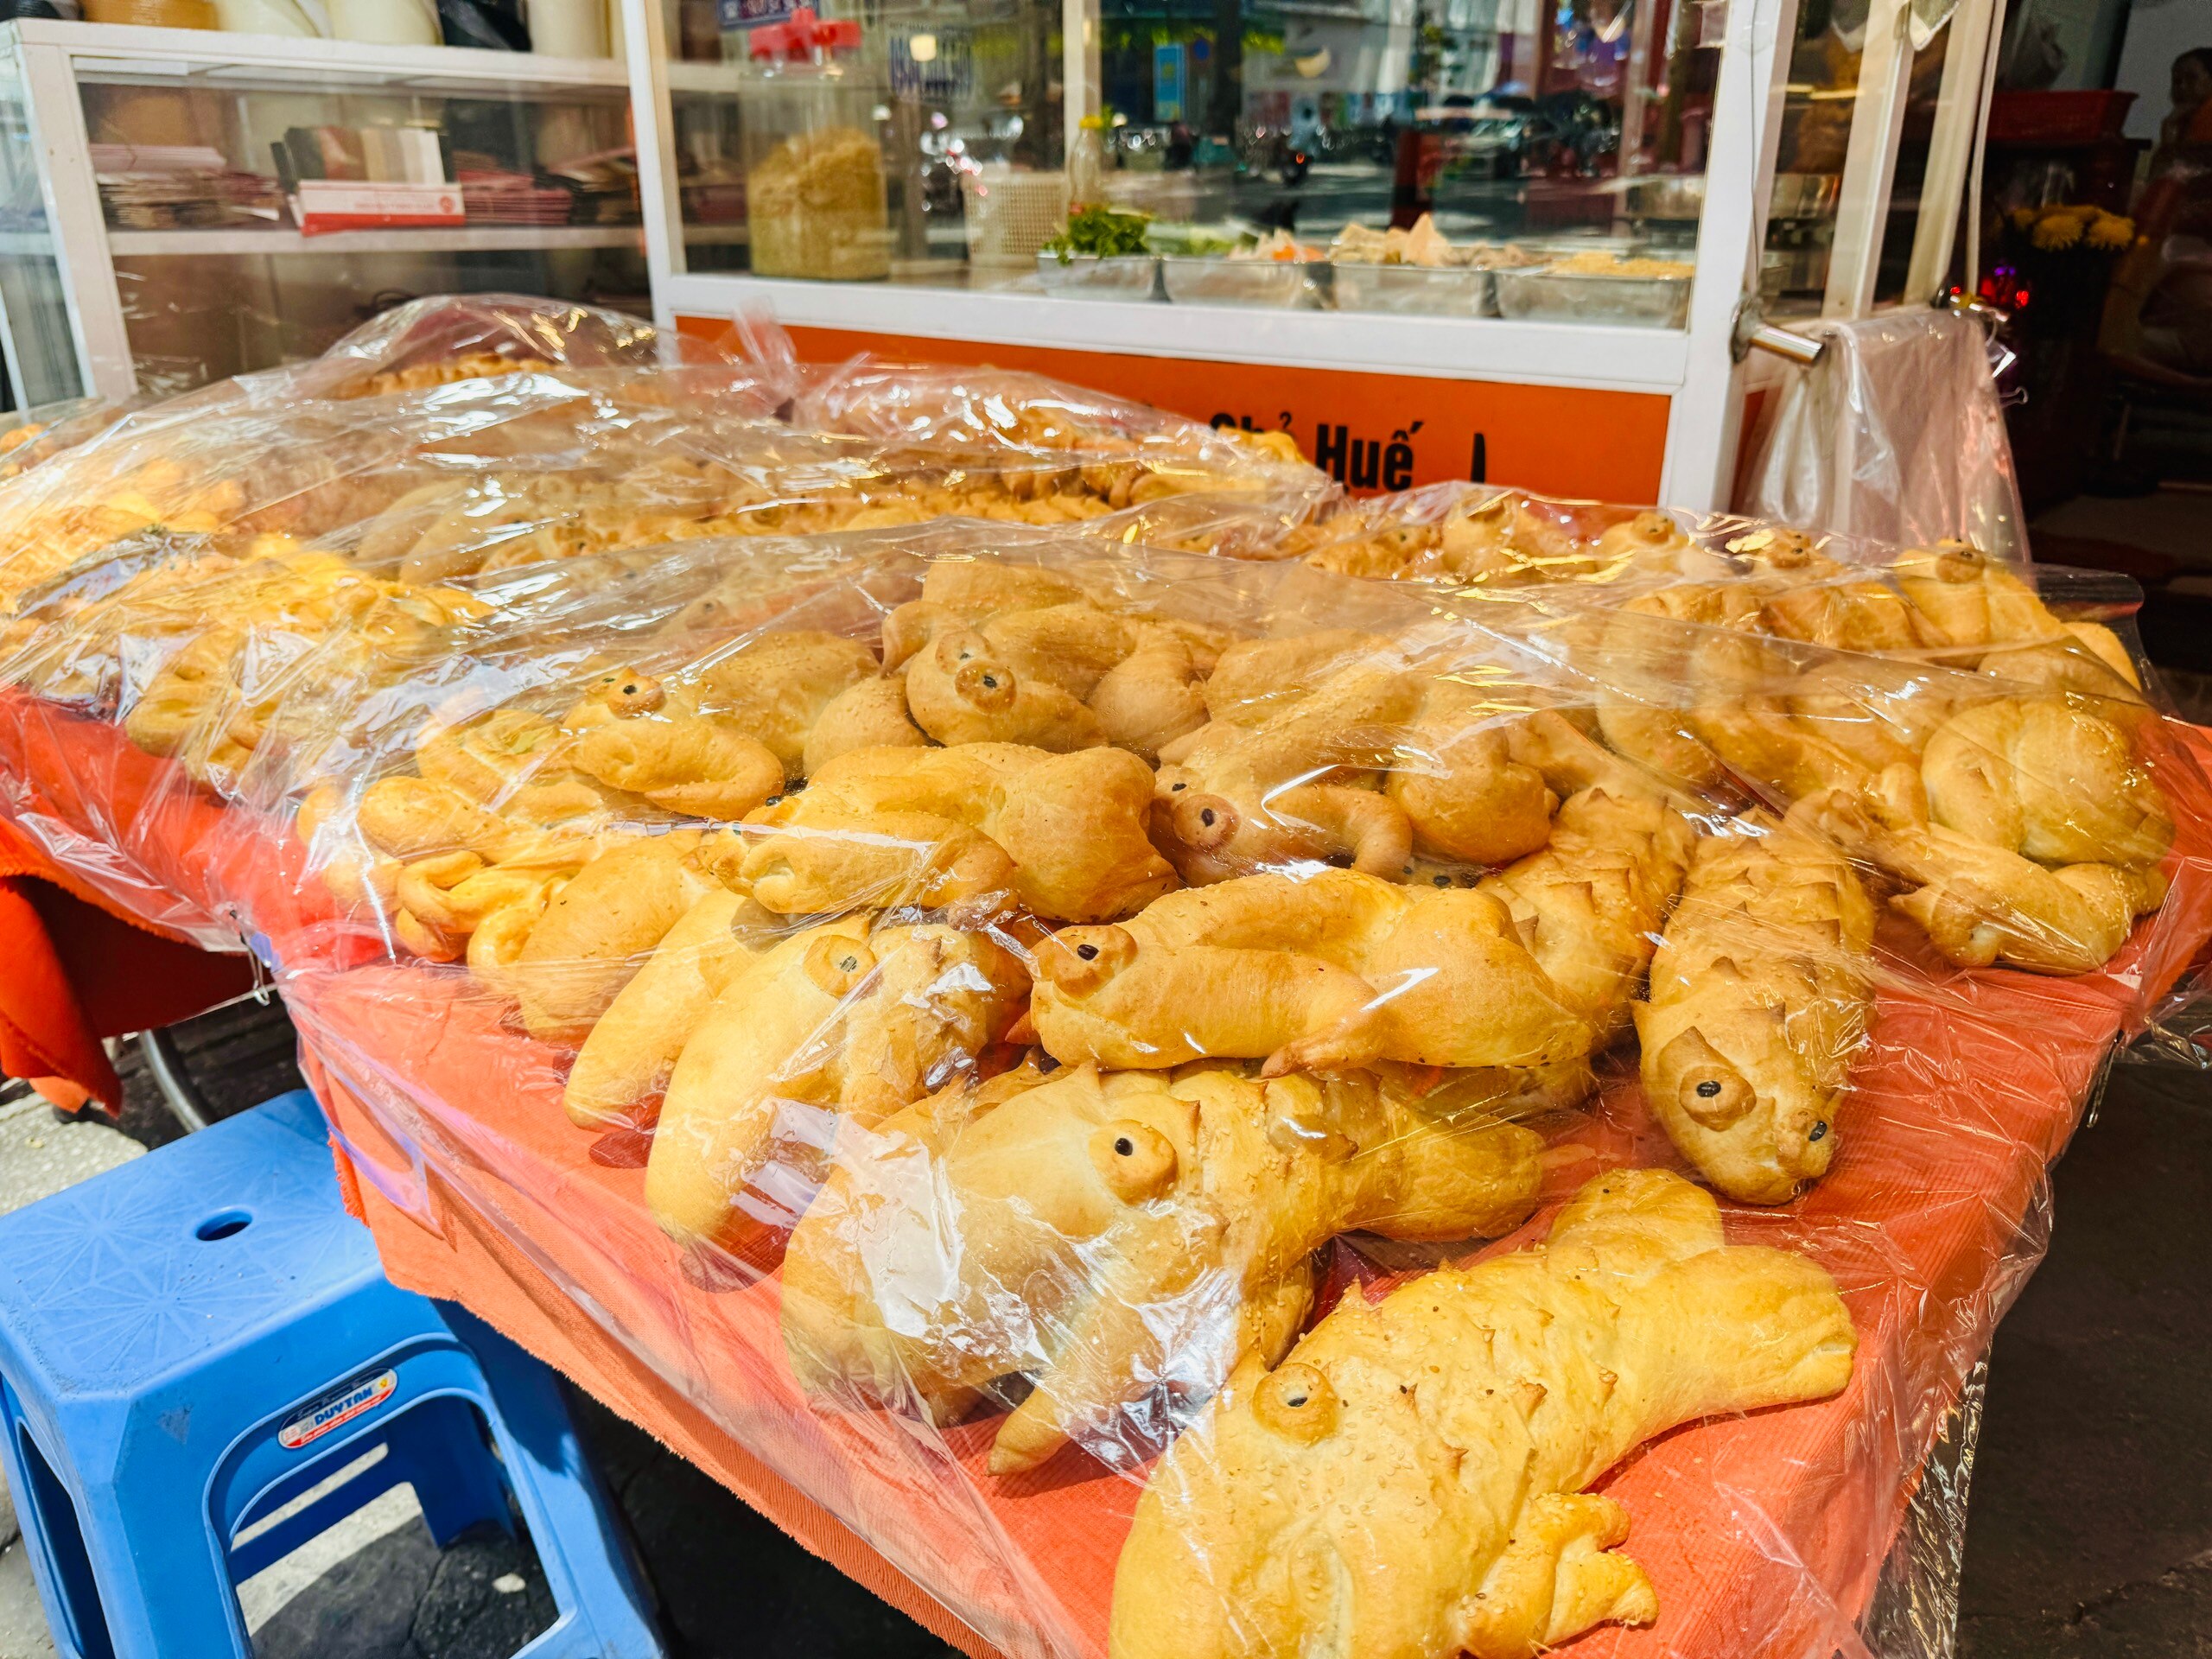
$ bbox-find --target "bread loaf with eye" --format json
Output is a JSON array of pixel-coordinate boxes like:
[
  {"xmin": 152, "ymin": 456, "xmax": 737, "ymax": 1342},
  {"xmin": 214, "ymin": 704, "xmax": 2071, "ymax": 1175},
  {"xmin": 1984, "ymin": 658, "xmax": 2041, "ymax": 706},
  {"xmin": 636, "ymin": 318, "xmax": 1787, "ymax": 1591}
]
[
  {"xmin": 686, "ymin": 630, "xmax": 880, "ymax": 779},
  {"xmin": 562, "ymin": 888, "xmax": 778, "ymax": 1127},
  {"xmin": 1800, "ymin": 766, "xmax": 2167, "ymax": 977},
  {"xmin": 1920, "ymin": 696, "xmax": 2170, "ymax": 870},
  {"xmin": 1893, "ymin": 539, "xmax": 2079, "ymax": 650},
  {"xmin": 645, "ymin": 918, "xmax": 1028, "ymax": 1250},
  {"xmin": 1037, "ymin": 783, "xmax": 1691, "ymax": 1077},
  {"xmin": 1385, "ymin": 681, "xmax": 1557, "ymax": 868},
  {"xmin": 559, "ymin": 633, "xmax": 880, "ymax": 804},
  {"xmin": 1153, "ymin": 649, "xmax": 1418, "ymax": 884},
  {"xmin": 782, "ymin": 1059, "xmax": 1542, "ymax": 1475},
  {"xmin": 891, "ymin": 585, "xmax": 1211, "ymax": 757},
  {"xmin": 1109, "ymin": 1169, "xmax": 1856, "ymax": 1659},
  {"xmin": 738, "ymin": 742, "xmax": 1177, "ymax": 922},
  {"xmin": 1636, "ymin": 810, "xmax": 1875, "ymax": 1204},
  {"xmin": 508, "ymin": 831, "xmax": 720, "ymax": 1044}
]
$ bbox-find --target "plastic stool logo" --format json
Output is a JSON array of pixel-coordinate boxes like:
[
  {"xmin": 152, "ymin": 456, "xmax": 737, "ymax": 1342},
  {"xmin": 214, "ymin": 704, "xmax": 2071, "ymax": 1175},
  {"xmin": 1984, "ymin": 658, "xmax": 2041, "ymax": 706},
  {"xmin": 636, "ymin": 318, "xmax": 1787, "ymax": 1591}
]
[{"xmin": 278, "ymin": 1370, "xmax": 397, "ymax": 1450}]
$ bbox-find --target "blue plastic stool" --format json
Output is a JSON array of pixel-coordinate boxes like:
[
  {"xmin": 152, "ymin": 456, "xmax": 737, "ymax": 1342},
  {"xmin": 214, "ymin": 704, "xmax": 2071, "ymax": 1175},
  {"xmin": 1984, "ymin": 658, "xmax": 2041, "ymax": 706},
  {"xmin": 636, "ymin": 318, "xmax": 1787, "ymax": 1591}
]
[{"xmin": 0, "ymin": 1090, "xmax": 664, "ymax": 1659}]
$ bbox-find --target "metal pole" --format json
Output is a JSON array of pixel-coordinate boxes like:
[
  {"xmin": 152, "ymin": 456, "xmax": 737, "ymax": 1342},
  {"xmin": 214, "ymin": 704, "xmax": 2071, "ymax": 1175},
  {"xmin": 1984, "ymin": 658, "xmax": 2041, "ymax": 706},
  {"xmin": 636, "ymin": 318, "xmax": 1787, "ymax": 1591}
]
[{"xmin": 137, "ymin": 1028, "xmax": 213, "ymax": 1134}]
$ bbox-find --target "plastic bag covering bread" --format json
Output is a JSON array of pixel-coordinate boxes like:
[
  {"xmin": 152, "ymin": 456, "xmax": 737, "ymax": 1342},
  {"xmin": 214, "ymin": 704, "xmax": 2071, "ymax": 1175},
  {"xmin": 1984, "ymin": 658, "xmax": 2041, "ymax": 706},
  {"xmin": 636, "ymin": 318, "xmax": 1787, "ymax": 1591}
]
[
  {"xmin": 1236, "ymin": 479, "xmax": 2044, "ymax": 596},
  {"xmin": 0, "ymin": 396, "xmax": 136, "ymax": 481},
  {"xmin": 792, "ymin": 359, "xmax": 1310, "ymax": 478},
  {"xmin": 0, "ymin": 341, "xmax": 1324, "ymax": 912},
  {"xmin": 0, "ymin": 293, "xmax": 1323, "ymax": 948},
  {"xmin": 0, "ymin": 298, "xmax": 785, "ymax": 618},
  {"xmin": 3, "ymin": 342, "xmax": 2212, "ymax": 1659},
  {"xmin": 1215, "ymin": 481, "xmax": 2177, "ymax": 985},
  {"xmin": 781, "ymin": 358, "xmax": 1329, "ymax": 559},
  {"xmin": 782, "ymin": 1058, "xmax": 1547, "ymax": 1476},
  {"xmin": 0, "ymin": 294, "xmax": 1323, "ymax": 620}
]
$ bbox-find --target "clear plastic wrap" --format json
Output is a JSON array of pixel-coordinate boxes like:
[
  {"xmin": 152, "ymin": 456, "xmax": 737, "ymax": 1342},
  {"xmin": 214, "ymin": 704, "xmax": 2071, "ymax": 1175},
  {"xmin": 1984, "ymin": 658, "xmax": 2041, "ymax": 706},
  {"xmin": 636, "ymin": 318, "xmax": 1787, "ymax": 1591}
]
[
  {"xmin": 0, "ymin": 302, "xmax": 1322, "ymax": 621},
  {"xmin": 1211, "ymin": 478, "xmax": 2042, "ymax": 588},
  {"xmin": 0, "ymin": 397, "xmax": 137, "ymax": 481},
  {"xmin": 0, "ymin": 325, "xmax": 2206, "ymax": 1659},
  {"xmin": 0, "ymin": 300, "xmax": 1322, "ymax": 945},
  {"xmin": 789, "ymin": 356, "xmax": 1310, "ymax": 474},
  {"xmin": 0, "ymin": 301, "xmax": 783, "ymax": 617}
]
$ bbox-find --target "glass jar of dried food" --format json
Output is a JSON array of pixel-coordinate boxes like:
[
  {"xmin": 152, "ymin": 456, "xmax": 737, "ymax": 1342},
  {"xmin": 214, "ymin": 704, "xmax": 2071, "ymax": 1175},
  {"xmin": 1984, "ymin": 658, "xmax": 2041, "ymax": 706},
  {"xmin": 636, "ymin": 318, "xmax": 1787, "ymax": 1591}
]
[{"xmin": 739, "ymin": 8, "xmax": 890, "ymax": 282}]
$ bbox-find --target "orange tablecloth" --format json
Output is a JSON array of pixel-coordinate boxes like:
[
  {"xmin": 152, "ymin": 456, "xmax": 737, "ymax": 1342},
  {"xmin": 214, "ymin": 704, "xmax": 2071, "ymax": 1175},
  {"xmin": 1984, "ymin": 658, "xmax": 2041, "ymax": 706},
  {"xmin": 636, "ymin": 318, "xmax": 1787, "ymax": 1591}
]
[
  {"xmin": 0, "ymin": 814, "xmax": 257, "ymax": 1109},
  {"xmin": 0, "ymin": 692, "xmax": 341, "ymax": 1109},
  {"xmin": 6, "ymin": 687, "xmax": 2212, "ymax": 1659}
]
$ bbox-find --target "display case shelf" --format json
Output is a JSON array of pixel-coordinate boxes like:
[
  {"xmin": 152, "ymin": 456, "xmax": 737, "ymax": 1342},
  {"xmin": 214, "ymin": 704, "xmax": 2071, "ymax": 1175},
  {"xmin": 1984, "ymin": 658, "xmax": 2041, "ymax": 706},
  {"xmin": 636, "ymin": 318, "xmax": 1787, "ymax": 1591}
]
[
  {"xmin": 107, "ymin": 223, "xmax": 642, "ymax": 255},
  {"xmin": 664, "ymin": 61, "xmax": 748, "ymax": 94},
  {"xmin": 16, "ymin": 19, "xmax": 627, "ymax": 93},
  {"xmin": 660, "ymin": 271, "xmax": 1696, "ymax": 396}
]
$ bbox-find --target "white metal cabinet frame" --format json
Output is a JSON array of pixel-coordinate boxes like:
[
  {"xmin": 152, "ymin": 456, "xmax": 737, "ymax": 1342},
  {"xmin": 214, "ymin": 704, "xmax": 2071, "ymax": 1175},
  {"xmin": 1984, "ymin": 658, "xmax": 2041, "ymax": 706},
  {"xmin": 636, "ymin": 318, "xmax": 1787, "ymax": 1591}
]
[{"xmin": 1822, "ymin": 0, "xmax": 2007, "ymax": 318}]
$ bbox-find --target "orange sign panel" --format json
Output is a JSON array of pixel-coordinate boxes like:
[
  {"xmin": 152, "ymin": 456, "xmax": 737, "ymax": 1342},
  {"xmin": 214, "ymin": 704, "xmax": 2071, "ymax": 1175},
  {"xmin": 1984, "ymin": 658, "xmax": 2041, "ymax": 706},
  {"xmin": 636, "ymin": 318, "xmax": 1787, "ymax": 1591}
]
[{"xmin": 675, "ymin": 315, "xmax": 1675, "ymax": 502}]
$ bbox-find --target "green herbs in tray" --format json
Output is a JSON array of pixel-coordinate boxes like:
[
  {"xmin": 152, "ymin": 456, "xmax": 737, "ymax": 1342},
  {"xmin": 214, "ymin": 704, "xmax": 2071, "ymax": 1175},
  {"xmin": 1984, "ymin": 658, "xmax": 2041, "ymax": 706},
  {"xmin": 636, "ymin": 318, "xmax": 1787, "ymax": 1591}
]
[
  {"xmin": 1044, "ymin": 205, "xmax": 1154, "ymax": 262},
  {"xmin": 1145, "ymin": 220, "xmax": 1245, "ymax": 257}
]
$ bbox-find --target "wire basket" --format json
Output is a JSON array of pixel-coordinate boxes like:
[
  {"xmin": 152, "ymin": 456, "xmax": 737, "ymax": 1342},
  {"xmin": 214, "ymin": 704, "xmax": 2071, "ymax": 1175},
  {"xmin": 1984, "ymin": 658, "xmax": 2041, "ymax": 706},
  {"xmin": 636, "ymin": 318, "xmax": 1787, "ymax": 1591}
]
[{"xmin": 962, "ymin": 166, "xmax": 1068, "ymax": 270}]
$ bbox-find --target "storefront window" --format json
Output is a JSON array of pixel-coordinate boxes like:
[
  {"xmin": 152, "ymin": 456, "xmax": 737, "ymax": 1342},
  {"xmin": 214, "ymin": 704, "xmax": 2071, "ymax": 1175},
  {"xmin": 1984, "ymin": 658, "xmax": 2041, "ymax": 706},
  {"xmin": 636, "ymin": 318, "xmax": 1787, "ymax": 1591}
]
[
  {"xmin": 667, "ymin": 0, "xmax": 1719, "ymax": 325},
  {"xmin": 1761, "ymin": 0, "xmax": 1859, "ymax": 315},
  {"xmin": 0, "ymin": 52, "xmax": 76, "ymax": 405},
  {"xmin": 1872, "ymin": 0, "xmax": 1958, "ymax": 307}
]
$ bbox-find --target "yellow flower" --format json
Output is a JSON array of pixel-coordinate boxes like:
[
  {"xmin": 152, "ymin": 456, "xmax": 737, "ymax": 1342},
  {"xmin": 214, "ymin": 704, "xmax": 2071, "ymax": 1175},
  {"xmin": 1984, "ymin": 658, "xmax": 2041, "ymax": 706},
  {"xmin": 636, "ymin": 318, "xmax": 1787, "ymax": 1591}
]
[
  {"xmin": 2031, "ymin": 213, "xmax": 2083, "ymax": 250},
  {"xmin": 2086, "ymin": 211, "xmax": 2133, "ymax": 249},
  {"xmin": 2010, "ymin": 206, "xmax": 2038, "ymax": 230}
]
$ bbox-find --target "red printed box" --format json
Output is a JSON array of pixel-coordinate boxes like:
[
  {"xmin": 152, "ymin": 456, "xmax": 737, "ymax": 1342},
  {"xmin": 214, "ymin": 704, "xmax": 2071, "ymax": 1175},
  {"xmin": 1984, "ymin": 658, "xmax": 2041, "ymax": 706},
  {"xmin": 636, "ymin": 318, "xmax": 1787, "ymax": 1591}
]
[{"xmin": 292, "ymin": 180, "xmax": 463, "ymax": 236}]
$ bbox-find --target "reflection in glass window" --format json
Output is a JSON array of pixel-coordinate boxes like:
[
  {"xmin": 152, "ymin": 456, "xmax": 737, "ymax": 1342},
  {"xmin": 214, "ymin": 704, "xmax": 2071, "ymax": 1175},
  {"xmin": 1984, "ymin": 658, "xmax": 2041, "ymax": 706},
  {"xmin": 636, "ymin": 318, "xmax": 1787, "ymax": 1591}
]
[
  {"xmin": 669, "ymin": 0, "xmax": 1720, "ymax": 324},
  {"xmin": 1761, "ymin": 0, "xmax": 1861, "ymax": 315}
]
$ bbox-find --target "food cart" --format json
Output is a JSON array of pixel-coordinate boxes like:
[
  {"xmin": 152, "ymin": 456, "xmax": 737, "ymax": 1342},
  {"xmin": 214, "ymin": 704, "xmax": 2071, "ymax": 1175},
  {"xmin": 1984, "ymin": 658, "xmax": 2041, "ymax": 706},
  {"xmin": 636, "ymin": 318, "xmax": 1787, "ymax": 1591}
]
[
  {"xmin": 620, "ymin": 0, "xmax": 2006, "ymax": 508},
  {"xmin": 0, "ymin": 0, "xmax": 2004, "ymax": 496}
]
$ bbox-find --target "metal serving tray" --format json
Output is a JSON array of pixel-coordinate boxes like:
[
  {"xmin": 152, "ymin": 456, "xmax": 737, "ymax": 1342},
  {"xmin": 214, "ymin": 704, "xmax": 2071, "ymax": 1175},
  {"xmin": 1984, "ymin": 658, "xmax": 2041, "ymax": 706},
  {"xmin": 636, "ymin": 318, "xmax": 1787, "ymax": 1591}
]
[
  {"xmin": 1158, "ymin": 254, "xmax": 1322, "ymax": 308},
  {"xmin": 1329, "ymin": 260, "xmax": 1496, "ymax": 317},
  {"xmin": 1492, "ymin": 267, "xmax": 1692, "ymax": 328},
  {"xmin": 1033, "ymin": 251, "xmax": 1162, "ymax": 300}
]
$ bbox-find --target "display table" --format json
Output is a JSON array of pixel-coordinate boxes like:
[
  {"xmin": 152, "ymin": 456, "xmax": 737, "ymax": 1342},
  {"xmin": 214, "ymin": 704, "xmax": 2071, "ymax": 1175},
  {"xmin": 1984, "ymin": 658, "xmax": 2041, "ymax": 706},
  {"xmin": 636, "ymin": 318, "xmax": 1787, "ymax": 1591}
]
[
  {"xmin": 3, "ymin": 670, "xmax": 2209, "ymax": 1659},
  {"xmin": 0, "ymin": 691, "xmax": 331, "ymax": 1110}
]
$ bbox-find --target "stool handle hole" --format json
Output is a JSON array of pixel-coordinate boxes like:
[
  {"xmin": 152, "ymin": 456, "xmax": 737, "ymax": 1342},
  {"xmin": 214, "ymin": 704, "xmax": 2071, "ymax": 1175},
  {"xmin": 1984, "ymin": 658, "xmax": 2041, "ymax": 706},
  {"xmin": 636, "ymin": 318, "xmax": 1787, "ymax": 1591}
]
[{"xmin": 194, "ymin": 1210, "xmax": 252, "ymax": 1242}]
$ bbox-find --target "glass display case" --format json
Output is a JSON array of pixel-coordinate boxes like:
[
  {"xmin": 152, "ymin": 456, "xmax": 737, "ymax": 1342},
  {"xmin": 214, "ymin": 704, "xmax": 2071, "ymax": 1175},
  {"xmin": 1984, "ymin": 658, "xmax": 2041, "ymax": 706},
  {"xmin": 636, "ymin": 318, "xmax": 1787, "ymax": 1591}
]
[
  {"xmin": 0, "ymin": 0, "xmax": 1991, "ymax": 493},
  {"xmin": 0, "ymin": 41, "xmax": 82, "ymax": 408},
  {"xmin": 0, "ymin": 19, "xmax": 648, "ymax": 402},
  {"xmin": 625, "ymin": 0, "xmax": 2005, "ymax": 509},
  {"xmin": 653, "ymin": 0, "xmax": 1722, "ymax": 289},
  {"xmin": 1761, "ymin": 0, "xmax": 2003, "ymax": 319}
]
